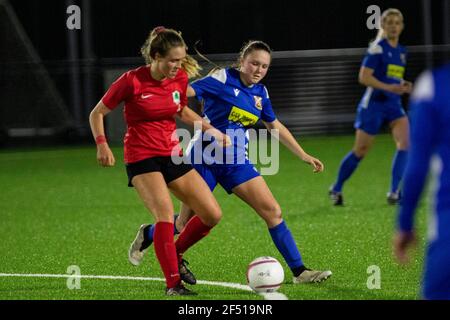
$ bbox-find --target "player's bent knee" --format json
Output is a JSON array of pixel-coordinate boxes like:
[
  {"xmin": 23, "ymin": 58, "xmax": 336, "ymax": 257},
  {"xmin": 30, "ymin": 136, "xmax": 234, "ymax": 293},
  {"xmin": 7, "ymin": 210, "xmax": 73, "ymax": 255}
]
[
  {"xmin": 199, "ymin": 206, "xmax": 222, "ymax": 227},
  {"xmin": 201, "ymin": 213, "xmax": 221, "ymax": 227},
  {"xmin": 273, "ymin": 207, "xmax": 282, "ymax": 222},
  {"xmin": 261, "ymin": 204, "xmax": 282, "ymax": 226}
]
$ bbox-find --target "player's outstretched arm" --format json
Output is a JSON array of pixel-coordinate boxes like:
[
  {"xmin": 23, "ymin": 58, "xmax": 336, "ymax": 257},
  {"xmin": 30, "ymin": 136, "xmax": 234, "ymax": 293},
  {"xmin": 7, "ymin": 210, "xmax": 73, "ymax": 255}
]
[
  {"xmin": 89, "ymin": 101, "xmax": 116, "ymax": 167},
  {"xmin": 263, "ymin": 119, "xmax": 323, "ymax": 173},
  {"xmin": 177, "ymin": 106, "xmax": 231, "ymax": 147},
  {"xmin": 393, "ymin": 71, "xmax": 436, "ymax": 265}
]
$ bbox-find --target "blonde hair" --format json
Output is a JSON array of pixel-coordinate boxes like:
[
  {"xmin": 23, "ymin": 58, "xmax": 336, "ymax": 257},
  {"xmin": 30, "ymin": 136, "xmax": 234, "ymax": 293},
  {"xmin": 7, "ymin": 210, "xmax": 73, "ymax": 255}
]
[
  {"xmin": 140, "ymin": 26, "xmax": 202, "ymax": 78},
  {"xmin": 373, "ymin": 8, "xmax": 404, "ymax": 44}
]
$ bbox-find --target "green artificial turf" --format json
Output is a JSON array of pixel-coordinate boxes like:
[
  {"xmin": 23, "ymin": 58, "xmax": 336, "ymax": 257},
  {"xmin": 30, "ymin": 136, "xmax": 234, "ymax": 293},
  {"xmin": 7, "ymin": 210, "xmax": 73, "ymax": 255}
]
[{"xmin": 0, "ymin": 134, "xmax": 428, "ymax": 300}]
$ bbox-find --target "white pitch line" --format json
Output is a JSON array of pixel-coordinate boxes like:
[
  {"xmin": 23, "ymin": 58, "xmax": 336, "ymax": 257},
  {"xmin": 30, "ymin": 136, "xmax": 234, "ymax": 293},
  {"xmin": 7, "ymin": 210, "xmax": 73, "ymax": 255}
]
[
  {"xmin": 0, "ymin": 273, "xmax": 165, "ymax": 282},
  {"xmin": 0, "ymin": 273, "xmax": 252, "ymax": 291},
  {"xmin": 0, "ymin": 272, "xmax": 288, "ymax": 299}
]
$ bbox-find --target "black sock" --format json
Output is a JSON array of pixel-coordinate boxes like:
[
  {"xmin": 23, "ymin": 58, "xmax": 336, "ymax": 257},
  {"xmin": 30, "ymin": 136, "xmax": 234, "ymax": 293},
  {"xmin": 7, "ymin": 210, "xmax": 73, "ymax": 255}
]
[
  {"xmin": 174, "ymin": 214, "xmax": 180, "ymax": 235},
  {"xmin": 291, "ymin": 265, "xmax": 307, "ymax": 277},
  {"xmin": 140, "ymin": 225, "xmax": 152, "ymax": 250}
]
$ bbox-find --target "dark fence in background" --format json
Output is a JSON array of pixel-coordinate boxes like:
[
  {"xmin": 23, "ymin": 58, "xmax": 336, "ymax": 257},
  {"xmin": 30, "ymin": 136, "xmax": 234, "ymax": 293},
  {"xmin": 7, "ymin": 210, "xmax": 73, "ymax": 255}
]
[
  {"xmin": 2, "ymin": 0, "xmax": 449, "ymax": 147},
  {"xmin": 1, "ymin": 45, "xmax": 449, "ymax": 147},
  {"xmin": 99, "ymin": 46, "xmax": 450, "ymax": 144},
  {"xmin": 265, "ymin": 45, "xmax": 450, "ymax": 136}
]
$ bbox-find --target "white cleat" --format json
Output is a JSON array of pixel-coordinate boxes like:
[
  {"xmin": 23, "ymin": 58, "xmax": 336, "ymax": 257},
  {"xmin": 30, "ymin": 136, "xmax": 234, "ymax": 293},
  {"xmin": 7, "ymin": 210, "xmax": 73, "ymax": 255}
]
[
  {"xmin": 128, "ymin": 224, "xmax": 150, "ymax": 266},
  {"xmin": 293, "ymin": 269, "xmax": 332, "ymax": 284},
  {"xmin": 386, "ymin": 191, "xmax": 401, "ymax": 205}
]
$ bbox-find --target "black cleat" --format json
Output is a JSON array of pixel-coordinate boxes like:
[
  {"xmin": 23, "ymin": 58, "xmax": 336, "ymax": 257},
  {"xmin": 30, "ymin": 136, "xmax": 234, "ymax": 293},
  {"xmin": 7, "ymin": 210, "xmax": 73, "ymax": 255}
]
[
  {"xmin": 329, "ymin": 186, "xmax": 344, "ymax": 206},
  {"xmin": 387, "ymin": 191, "xmax": 401, "ymax": 205},
  {"xmin": 179, "ymin": 259, "xmax": 197, "ymax": 285},
  {"xmin": 166, "ymin": 284, "xmax": 197, "ymax": 296}
]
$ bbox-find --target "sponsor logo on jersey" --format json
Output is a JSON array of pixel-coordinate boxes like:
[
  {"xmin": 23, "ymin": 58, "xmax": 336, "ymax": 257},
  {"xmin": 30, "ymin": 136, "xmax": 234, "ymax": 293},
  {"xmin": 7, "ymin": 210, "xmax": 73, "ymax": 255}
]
[
  {"xmin": 254, "ymin": 96, "xmax": 262, "ymax": 110},
  {"xmin": 172, "ymin": 91, "xmax": 181, "ymax": 104},
  {"xmin": 228, "ymin": 106, "xmax": 259, "ymax": 127},
  {"xmin": 141, "ymin": 93, "xmax": 153, "ymax": 99},
  {"xmin": 234, "ymin": 88, "xmax": 240, "ymax": 96},
  {"xmin": 387, "ymin": 64, "xmax": 405, "ymax": 80}
]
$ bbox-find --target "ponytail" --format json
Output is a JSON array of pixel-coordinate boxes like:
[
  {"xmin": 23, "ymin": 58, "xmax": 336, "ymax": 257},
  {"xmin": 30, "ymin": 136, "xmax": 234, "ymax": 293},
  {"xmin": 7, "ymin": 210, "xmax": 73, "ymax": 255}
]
[
  {"xmin": 182, "ymin": 55, "xmax": 202, "ymax": 79},
  {"xmin": 141, "ymin": 26, "xmax": 202, "ymax": 79}
]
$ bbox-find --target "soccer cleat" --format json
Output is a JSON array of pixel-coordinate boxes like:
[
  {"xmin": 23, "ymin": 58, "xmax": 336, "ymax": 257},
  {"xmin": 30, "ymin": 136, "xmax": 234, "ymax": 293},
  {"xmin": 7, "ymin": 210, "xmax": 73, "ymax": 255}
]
[
  {"xmin": 165, "ymin": 284, "xmax": 197, "ymax": 296},
  {"xmin": 128, "ymin": 224, "xmax": 151, "ymax": 266},
  {"xmin": 387, "ymin": 191, "xmax": 401, "ymax": 205},
  {"xmin": 329, "ymin": 186, "xmax": 344, "ymax": 206},
  {"xmin": 179, "ymin": 259, "xmax": 197, "ymax": 285},
  {"xmin": 293, "ymin": 269, "xmax": 332, "ymax": 284}
]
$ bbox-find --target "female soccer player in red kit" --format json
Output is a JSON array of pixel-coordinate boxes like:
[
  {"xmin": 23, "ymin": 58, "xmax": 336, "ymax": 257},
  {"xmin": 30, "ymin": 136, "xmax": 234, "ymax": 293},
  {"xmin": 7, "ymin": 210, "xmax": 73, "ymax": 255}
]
[{"xmin": 89, "ymin": 26, "xmax": 230, "ymax": 296}]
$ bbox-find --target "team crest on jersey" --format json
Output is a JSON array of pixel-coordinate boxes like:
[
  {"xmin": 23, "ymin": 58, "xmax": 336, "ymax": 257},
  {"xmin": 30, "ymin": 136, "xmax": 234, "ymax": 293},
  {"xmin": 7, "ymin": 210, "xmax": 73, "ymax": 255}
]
[
  {"xmin": 254, "ymin": 96, "xmax": 262, "ymax": 110},
  {"xmin": 400, "ymin": 53, "xmax": 406, "ymax": 64},
  {"xmin": 172, "ymin": 91, "xmax": 180, "ymax": 104}
]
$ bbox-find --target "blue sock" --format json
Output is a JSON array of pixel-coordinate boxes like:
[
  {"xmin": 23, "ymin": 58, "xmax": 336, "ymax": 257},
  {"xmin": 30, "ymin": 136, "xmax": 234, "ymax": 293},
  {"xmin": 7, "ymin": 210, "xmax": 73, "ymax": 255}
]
[
  {"xmin": 391, "ymin": 150, "xmax": 408, "ymax": 193},
  {"xmin": 269, "ymin": 220, "xmax": 303, "ymax": 273},
  {"xmin": 333, "ymin": 151, "xmax": 362, "ymax": 192},
  {"xmin": 147, "ymin": 214, "xmax": 180, "ymax": 241}
]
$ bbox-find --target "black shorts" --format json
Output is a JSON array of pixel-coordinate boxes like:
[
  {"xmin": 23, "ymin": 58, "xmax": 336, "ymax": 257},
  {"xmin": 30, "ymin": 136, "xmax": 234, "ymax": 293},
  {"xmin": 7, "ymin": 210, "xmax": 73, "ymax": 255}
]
[{"xmin": 126, "ymin": 156, "xmax": 193, "ymax": 187}]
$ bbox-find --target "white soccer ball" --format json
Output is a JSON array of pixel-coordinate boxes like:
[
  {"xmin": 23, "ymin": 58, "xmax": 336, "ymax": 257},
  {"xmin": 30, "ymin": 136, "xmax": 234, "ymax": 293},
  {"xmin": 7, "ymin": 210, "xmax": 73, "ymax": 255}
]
[{"xmin": 246, "ymin": 256, "xmax": 285, "ymax": 293}]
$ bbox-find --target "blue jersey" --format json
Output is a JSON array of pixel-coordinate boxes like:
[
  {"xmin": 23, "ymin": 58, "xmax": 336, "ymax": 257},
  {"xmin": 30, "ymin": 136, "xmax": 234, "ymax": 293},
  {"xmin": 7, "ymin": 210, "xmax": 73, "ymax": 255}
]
[
  {"xmin": 188, "ymin": 68, "xmax": 277, "ymax": 166},
  {"xmin": 397, "ymin": 64, "xmax": 450, "ymax": 233},
  {"xmin": 359, "ymin": 38, "xmax": 407, "ymax": 107}
]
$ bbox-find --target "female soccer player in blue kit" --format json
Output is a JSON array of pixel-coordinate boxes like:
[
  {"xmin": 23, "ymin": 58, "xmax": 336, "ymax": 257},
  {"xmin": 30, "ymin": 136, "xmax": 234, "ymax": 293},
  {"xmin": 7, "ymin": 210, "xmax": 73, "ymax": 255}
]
[
  {"xmin": 130, "ymin": 40, "xmax": 332, "ymax": 284},
  {"xmin": 393, "ymin": 64, "xmax": 450, "ymax": 300},
  {"xmin": 329, "ymin": 8, "xmax": 413, "ymax": 206}
]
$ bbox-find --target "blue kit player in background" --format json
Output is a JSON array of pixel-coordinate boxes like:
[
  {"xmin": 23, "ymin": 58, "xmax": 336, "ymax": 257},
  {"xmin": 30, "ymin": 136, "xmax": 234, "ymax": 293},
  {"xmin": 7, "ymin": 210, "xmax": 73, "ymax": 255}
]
[
  {"xmin": 393, "ymin": 64, "xmax": 450, "ymax": 300},
  {"xmin": 329, "ymin": 8, "xmax": 413, "ymax": 206},
  {"xmin": 131, "ymin": 40, "xmax": 332, "ymax": 284}
]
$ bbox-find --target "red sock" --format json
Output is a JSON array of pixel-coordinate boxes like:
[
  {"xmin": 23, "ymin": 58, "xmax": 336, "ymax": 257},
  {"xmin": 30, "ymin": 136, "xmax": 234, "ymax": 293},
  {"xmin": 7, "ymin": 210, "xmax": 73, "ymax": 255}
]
[
  {"xmin": 175, "ymin": 216, "xmax": 213, "ymax": 261},
  {"xmin": 154, "ymin": 222, "xmax": 180, "ymax": 288}
]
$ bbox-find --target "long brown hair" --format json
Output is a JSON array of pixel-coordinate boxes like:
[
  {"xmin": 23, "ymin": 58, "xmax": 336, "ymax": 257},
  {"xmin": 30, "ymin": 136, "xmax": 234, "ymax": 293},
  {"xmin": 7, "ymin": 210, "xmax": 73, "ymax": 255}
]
[
  {"xmin": 140, "ymin": 26, "xmax": 202, "ymax": 78},
  {"xmin": 236, "ymin": 40, "xmax": 272, "ymax": 68},
  {"xmin": 194, "ymin": 39, "xmax": 272, "ymax": 73}
]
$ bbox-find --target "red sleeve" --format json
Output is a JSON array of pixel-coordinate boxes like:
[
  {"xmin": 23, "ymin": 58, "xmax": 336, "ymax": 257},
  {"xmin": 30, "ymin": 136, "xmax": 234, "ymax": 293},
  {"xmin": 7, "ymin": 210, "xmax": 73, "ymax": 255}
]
[{"xmin": 101, "ymin": 71, "xmax": 134, "ymax": 110}]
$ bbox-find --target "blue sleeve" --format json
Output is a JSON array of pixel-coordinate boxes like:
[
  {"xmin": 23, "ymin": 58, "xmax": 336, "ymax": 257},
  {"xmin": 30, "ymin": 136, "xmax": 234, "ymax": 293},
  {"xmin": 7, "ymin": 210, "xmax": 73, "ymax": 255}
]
[
  {"xmin": 260, "ymin": 86, "xmax": 276, "ymax": 122},
  {"xmin": 397, "ymin": 75, "xmax": 437, "ymax": 232},
  {"xmin": 190, "ymin": 69, "xmax": 225, "ymax": 101},
  {"xmin": 361, "ymin": 45, "xmax": 383, "ymax": 70},
  {"xmin": 261, "ymin": 98, "xmax": 276, "ymax": 122}
]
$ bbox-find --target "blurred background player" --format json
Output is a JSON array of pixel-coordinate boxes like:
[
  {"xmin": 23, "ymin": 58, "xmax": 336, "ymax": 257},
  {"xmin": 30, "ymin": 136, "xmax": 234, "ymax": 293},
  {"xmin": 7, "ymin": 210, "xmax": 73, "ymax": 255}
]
[
  {"xmin": 90, "ymin": 26, "xmax": 230, "ymax": 296},
  {"xmin": 329, "ymin": 8, "xmax": 413, "ymax": 206},
  {"xmin": 132, "ymin": 40, "xmax": 332, "ymax": 284},
  {"xmin": 393, "ymin": 63, "xmax": 450, "ymax": 300}
]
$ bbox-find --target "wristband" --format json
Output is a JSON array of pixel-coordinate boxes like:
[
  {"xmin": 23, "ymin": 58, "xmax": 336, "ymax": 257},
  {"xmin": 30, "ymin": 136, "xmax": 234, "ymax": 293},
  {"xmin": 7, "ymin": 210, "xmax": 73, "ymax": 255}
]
[{"xmin": 95, "ymin": 135, "xmax": 107, "ymax": 145}]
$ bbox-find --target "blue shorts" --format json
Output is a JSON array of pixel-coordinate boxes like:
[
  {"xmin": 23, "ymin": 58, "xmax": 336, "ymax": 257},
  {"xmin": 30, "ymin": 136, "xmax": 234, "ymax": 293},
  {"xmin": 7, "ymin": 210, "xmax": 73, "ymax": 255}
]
[
  {"xmin": 423, "ymin": 240, "xmax": 450, "ymax": 300},
  {"xmin": 192, "ymin": 163, "xmax": 260, "ymax": 194},
  {"xmin": 354, "ymin": 101, "xmax": 406, "ymax": 135},
  {"xmin": 422, "ymin": 212, "xmax": 450, "ymax": 300}
]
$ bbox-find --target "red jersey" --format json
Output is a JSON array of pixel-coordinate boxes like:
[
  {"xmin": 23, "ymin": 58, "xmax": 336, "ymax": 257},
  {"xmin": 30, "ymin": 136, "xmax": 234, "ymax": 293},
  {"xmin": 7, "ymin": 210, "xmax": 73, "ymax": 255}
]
[{"xmin": 101, "ymin": 66, "xmax": 188, "ymax": 164}]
